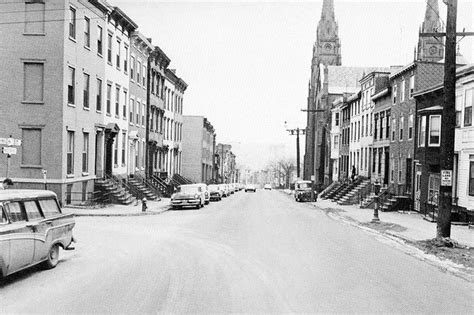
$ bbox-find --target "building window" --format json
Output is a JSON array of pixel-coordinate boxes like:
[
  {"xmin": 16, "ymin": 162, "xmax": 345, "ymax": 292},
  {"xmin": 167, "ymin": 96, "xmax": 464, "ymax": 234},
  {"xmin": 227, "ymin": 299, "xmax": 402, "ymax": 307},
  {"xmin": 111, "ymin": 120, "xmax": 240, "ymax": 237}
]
[
  {"xmin": 361, "ymin": 116, "xmax": 365, "ymax": 137},
  {"xmin": 114, "ymin": 135, "xmax": 118, "ymax": 166},
  {"xmin": 399, "ymin": 116, "xmax": 404, "ymax": 140},
  {"xmin": 409, "ymin": 75, "xmax": 415, "ymax": 98},
  {"xmin": 68, "ymin": 66, "xmax": 75, "ymax": 105},
  {"xmin": 69, "ymin": 7, "xmax": 76, "ymax": 39},
  {"xmin": 398, "ymin": 158, "xmax": 402, "ymax": 183},
  {"xmin": 122, "ymin": 131, "xmax": 126, "ymax": 165},
  {"xmin": 130, "ymin": 99, "xmax": 134, "ymax": 124},
  {"xmin": 116, "ymin": 40, "xmax": 121, "ymax": 69},
  {"xmin": 123, "ymin": 90, "xmax": 127, "ymax": 118},
  {"xmin": 130, "ymin": 56, "xmax": 135, "ymax": 80},
  {"xmin": 142, "ymin": 65, "xmax": 146, "ymax": 86},
  {"xmin": 408, "ymin": 114, "xmax": 413, "ymax": 139},
  {"xmin": 23, "ymin": 62, "xmax": 44, "ymax": 103},
  {"xmin": 107, "ymin": 33, "xmax": 112, "ymax": 64},
  {"xmin": 106, "ymin": 83, "xmax": 111, "ymax": 114},
  {"xmin": 428, "ymin": 174, "xmax": 440, "ymax": 205},
  {"xmin": 67, "ymin": 131, "xmax": 74, "ymax": 175},
  {"xmin": 137, "ymin": 61, "xmax": 141, "ymax": 84},
  {"xmin": 82, "ymin": 132, "xmax": 89, "ymax": 173},
  {"xmin": 124, "ymin": 46, "xmax": 128, "ymax": 73},
  {"xmin": 418, "ymin": 116, "xmax": 426, "ymax": 147},
  {"xmin": 391, "ymin": 158, "xmax": 394, "ymax": 182},
  {"xmin": 464, "ymin": 88, "xmax": 473, "ymax": 126},
  {"xmin": 455, "ymin": 94, "xmax": 463, "ymax": 127},
  {"xmin": 334, "ymin": 135, "xmax": 339, "ymax": 148},
  {"xmin": 392, "ymin": 84, "xmax": 397, "ymax": 104},
  {"xmin": 391, "ymin": 118, "xmax": 396, "ymax": 141},
  {"xmin": 400, "ymin": 80, "xmax": 405, "ymax": 102},
  {"xmin": 96, "ymin": 78, "xmax": 102, "ymax": 111},
  {"xmin": 115, "ymin": 86, "xmax": 120, "ymax": 117},
  {"xmin": 429, "ymin": 115, "xmax": 441, "ymax": 146},
  {"xmin": 142, "ymin": 103, "xmax": 145, "ymax": 126},
  {"xmin": 21, "ymin": 128, "xmax": 41, "ymax": 166},
  {"xmin": 136, "ymin": 100, "xmax": 140, "ymax": 124},
  {"xmin": 97, "ymin": 26, "xmax": 103, "ymax": 55},
  {"xmin": 83, "ymin": 73, "xmax": 90, "ymax": 109},
  {"xmin": 469, "ymin": 161, "xmax": 474, "ymax": 196},
  {"xmin": 84, "ymin": 17, "xmax": 90, "ymax": 47},
  {"xmin": 380, "ymin": 116, "xmax": 384, "ymax": 139},
  {"xmin": 25, "ymin": 1, "xmax": 45, "ymax": 34}
]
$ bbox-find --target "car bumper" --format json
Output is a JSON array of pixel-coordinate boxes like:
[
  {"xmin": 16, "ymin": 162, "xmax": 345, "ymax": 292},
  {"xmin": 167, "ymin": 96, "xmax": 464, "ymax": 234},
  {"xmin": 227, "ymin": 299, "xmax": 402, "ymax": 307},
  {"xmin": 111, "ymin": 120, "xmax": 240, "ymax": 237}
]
[{"xmin": 171, "ymin": 199, "xmax": 200, "ymax": 207}]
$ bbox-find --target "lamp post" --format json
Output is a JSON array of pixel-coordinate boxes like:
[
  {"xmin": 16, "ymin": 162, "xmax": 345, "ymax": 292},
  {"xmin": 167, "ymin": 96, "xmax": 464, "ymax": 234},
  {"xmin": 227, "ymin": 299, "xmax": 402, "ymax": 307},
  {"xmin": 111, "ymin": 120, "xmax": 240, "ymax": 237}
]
[{"xmin": 372, "ymin": 180, "xmax": 381, "ymax": 222}]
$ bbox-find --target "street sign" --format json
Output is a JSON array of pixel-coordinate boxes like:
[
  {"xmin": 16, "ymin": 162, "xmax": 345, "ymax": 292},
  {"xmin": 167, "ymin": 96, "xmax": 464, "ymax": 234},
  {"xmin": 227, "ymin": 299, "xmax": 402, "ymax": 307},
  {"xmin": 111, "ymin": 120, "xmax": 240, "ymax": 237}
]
[
  {"xmin": 2, "ymin": 147, "xmax": 17, "ymax": 155},
  {"xmin": 441, "ymin": 170, "xmax": 452, "ymax": 186},
  {"xmin": 0, "ymin": 138, "xmax": 22, "ymax": 146}
]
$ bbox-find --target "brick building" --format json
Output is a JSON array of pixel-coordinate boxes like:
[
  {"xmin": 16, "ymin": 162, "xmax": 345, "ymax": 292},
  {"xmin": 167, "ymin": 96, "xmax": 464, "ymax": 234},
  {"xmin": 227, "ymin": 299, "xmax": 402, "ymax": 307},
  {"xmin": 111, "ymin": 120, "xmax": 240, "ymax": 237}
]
[{"xmin": 182, "ymin": 116, "xmax": 216, "ymax": 183}]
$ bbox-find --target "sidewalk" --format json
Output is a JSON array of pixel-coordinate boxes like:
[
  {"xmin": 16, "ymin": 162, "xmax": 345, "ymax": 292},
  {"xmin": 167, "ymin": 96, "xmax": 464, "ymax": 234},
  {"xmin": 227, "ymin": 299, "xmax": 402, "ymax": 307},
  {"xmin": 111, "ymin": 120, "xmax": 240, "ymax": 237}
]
[
  {"xmin": 62, "ymin": 198, "xmax": 171, "ymax": 217},
  {"xmin": 313, "ymin": 198, "xmax": 473, "ymax": 247}
]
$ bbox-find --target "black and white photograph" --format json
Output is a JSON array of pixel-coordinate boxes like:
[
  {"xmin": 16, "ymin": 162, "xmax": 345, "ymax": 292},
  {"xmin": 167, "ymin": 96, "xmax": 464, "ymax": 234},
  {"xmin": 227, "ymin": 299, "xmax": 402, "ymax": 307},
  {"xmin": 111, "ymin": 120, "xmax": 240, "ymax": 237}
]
[{"xmin": 0, "ymin": 0, "xmax": 473, "ymax": 313}]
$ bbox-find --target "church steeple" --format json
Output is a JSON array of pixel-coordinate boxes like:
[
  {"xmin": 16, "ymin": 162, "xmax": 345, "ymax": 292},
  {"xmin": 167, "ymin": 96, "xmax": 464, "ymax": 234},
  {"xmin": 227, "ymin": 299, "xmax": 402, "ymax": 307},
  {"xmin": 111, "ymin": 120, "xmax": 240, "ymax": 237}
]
[
  {"xmin": 417, "ymin": 0, "xmax": 444, "ymax": 62},
  {"xmin": 314, "ymin": 0, "xmax": 341, "ymax": 66}
]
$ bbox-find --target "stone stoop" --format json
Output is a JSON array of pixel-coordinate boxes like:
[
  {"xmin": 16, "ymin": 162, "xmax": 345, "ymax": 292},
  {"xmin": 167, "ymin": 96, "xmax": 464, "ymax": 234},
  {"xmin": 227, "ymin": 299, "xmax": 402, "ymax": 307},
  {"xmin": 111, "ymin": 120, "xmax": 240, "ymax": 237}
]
[
  {"xmin": 337, "ymin": 180, "xmax": 371, "ymax": 205},
  {"xmin": 127, "ymin": 178, "xmax": 159, "ymax": 201},
  {"xmin": 95, "ymin": 178, "xmax": 136, "ymax": 205}
]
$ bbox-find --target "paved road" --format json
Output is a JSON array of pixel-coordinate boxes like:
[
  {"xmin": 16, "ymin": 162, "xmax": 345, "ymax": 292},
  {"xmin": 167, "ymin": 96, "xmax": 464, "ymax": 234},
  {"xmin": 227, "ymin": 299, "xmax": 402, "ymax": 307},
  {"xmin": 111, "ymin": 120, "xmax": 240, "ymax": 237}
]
[{"xmin": 1, "ymin": 190, "xmax": 472, "ymax": 313}]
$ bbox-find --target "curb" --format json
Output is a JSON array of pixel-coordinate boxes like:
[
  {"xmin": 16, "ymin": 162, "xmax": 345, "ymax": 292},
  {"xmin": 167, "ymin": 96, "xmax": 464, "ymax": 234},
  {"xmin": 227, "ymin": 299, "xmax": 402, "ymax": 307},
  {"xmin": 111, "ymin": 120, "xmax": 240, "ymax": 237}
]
[
  {"xmin": 311, "ymin": 203, "xmax": 473, "ymax": 282},
  {"xmin": 65, "ymin": 206, "xmax": 172, "ymax": 217}
]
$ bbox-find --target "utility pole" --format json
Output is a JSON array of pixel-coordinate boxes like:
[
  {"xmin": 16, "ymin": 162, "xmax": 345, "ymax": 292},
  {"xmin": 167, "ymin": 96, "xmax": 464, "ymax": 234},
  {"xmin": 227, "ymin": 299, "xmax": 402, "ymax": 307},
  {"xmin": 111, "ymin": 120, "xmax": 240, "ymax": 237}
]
[
  {"xmin": 438, "ymin": 0, "xmax": 457, "ymax": 238},
  {"xmin": 418, "ymin": 0, "xmax": 473, "ymax": 238},
  {"xmin": 285, "ymin": 126, "xmax": 306, "ymax": 178}
]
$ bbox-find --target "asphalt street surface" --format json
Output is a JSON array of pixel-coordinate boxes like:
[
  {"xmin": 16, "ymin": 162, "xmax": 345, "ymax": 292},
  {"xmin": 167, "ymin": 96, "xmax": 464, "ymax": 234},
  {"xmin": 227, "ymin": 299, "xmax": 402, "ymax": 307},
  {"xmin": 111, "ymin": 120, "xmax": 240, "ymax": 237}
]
[{"xmin": 1, "ymin": 189, "xmax": 472, "ymax": 313}]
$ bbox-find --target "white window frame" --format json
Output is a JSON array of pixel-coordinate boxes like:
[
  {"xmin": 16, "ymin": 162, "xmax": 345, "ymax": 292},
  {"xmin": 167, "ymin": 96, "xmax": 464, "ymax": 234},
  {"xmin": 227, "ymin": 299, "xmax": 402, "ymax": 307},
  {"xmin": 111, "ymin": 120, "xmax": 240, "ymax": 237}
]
[{"xmin": 428, "ymin": 114, "xmax": 441, "ymax": 147}]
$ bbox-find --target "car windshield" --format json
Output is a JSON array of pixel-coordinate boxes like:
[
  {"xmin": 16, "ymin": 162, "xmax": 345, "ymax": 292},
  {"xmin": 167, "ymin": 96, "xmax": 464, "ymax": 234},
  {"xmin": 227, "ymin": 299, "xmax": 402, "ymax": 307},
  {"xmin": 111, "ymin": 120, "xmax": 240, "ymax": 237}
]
[
  {"xmin": 178, "ymin": 186, "xmax": 198, "ymax": 193},
  {"xmin": 208, "ymin": 185, "xmax": 219, "ymax": 190},
  {"xmin": 297, "ymin": 183, "xmax": 311, "ymax": 189}
]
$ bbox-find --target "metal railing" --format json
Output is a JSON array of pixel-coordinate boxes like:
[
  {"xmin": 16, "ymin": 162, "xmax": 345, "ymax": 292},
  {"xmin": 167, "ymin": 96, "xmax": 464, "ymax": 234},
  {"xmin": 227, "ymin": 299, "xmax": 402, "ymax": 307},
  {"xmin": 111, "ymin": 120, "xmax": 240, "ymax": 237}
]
[
  {"xmin": 424, "ymin": 192, "xmax": 439, "ymax": 222},
  {"xmin": 132, "ymin": 173, "xmax": 161, "ymax": 198},
  {"xmin": 105, "ymin": 173, "xmax": 144, "ymax": 201}
]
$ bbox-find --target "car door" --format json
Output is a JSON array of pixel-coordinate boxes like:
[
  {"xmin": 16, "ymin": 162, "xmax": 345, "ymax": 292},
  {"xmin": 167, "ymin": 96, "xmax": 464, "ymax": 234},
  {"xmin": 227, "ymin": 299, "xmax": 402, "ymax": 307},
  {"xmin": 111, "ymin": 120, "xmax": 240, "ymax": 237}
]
[
  {"xmin": 4, "ymin": 201, "xmax": 35, "ymax": 274},
  {"xmin": 23, "ymin": 200, "xmax": 48, "ymax": 262},
  {"xmin": 0, "ymin": 204, "xmax": 11, "ymax": 276}
]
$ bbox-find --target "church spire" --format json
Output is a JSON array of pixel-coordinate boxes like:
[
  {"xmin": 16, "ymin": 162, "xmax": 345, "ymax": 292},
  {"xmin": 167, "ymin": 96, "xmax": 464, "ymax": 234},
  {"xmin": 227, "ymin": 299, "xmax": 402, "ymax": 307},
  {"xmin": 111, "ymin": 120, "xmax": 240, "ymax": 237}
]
[
  {"xmin": 417, "ymin": 0, "xmax": 444, "ymax": 62},
  {"xmin": 315, "ymin": 0, "xmax": 341, "ymax": 66},
  {"xmin": 321, "ymin": 0, "xmax": 335, "ymax": 21}
]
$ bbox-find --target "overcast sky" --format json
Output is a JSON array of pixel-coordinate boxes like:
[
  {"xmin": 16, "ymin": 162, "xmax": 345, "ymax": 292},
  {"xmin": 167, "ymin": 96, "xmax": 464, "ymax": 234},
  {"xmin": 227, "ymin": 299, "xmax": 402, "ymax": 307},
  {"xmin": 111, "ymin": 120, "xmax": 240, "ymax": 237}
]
[{"xmin": 109, "ymin": 0, "xmax": 473, "ymax": 170}]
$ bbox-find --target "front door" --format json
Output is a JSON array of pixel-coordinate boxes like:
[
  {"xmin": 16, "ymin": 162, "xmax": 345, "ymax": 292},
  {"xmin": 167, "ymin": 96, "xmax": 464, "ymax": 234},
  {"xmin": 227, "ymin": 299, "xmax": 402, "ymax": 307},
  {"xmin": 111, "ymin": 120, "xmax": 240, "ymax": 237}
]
[
  {"xmin": 414, "ymin": 165, "xmax": 422, "ymax": 212},
  {"xmin": 384, "ymin": 150, "xmax": 390, "ymax": 185}
]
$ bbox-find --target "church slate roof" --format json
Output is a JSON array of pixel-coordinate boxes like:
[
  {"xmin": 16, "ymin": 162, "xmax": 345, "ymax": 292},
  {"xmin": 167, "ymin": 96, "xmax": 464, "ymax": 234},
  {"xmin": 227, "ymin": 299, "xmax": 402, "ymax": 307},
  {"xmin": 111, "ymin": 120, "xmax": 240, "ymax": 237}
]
[{"xmin": 325, "ymin": 66, "xmax": 390, "ymax": 94}]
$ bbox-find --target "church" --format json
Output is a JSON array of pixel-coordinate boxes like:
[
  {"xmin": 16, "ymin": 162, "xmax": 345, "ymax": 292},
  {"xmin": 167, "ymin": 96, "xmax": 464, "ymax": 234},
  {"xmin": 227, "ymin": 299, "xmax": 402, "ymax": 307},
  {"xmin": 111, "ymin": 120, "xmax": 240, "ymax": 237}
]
[{"xmin": 303, "ymin": 0, "xmax": 389, "ymax": 188}]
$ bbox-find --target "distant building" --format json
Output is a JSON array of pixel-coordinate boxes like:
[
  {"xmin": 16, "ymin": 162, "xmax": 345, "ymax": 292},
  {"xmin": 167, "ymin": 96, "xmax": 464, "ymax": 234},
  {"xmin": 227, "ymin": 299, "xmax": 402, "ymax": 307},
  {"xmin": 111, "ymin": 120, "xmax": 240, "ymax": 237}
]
[
  {"xmin": 217, "ymin": 144, "xmax": 236, "ymax": 184},
  {"xmin": 182, "ymin": 116, "xmax": 216, "ymax": 183}
]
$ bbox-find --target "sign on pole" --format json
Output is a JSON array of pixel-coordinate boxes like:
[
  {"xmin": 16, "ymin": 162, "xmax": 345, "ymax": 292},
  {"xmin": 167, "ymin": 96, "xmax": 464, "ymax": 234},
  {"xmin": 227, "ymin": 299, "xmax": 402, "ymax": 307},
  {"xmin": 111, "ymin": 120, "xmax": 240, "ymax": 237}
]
[
  {"xmin": 441, "ymin": 170, "xmax": 452, "ymax": 186},
  {"xmin": 2, "ymin": 147, "xmax": 17, "ymax": 155}
]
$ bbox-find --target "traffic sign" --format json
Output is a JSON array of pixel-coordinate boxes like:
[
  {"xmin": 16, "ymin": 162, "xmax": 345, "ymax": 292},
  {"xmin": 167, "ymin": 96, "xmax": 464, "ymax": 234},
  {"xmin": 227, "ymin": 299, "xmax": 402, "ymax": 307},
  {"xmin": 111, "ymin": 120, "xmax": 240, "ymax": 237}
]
[
  {"xmin": 441, "ymin": 170, "xmax": 452, "ymax": 186},
  {"xmin": 2, "ymin": 147, "xmax": 17, "ymax": 155}
]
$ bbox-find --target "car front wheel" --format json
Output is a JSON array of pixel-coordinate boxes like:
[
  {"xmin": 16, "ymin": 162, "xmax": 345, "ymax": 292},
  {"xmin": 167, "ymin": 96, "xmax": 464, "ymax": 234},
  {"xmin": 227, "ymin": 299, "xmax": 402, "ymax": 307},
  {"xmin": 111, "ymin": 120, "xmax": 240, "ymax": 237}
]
[{"xmin": 43, "ymin": 244, "xmax": 60, "ymax": 269}]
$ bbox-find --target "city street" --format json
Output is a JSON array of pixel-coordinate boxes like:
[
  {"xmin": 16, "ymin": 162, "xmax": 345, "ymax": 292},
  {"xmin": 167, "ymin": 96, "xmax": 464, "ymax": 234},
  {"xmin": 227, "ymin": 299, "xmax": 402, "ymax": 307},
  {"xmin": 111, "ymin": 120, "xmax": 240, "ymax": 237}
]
[{"xmin": 1, "ymin": 190, "xmax": 472, "ymax": 313}]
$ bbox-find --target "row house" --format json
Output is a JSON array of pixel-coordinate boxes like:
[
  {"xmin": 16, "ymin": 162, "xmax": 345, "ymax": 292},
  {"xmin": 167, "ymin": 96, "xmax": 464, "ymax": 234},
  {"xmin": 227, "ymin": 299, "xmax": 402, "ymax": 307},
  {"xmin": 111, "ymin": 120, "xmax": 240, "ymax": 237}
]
[
  {"xmin": 216, "ymin": 143, "xmax": 236, "ymax": 184},
  {"xmin": 414, "ymin": 64, "xmax": 474, "ymax": 221},
  {"xmin": 388, "ymin": 61, "xmax": 444, "ymax": 198},
  {"xmin": 163, "ymin": 69, "xmax": 186, "ymax": 177},
  {"xmin": 330, "ymin": 98, "xmax": 342, "ymax": 182},
  {"xmin": 0, "ymin": 0, "xmax": 187, "ymax": 204},
  {"xmin": 181, "ymin": 116, "xmax": 216, "ymax": 183},
  {"xmin": 348, "ymin": 90, "xmax": 361, "ymax": 177},
  {"xmin": 128, "ymin": 32, "xmax": 151, "ymax": 178},
  {"xmin": 147, "ymin": 45, "xmax": 170, "ymax": 178},
  {"xmin": 358, "ymin": 71, "xmax": 390, "ymax": 179}
]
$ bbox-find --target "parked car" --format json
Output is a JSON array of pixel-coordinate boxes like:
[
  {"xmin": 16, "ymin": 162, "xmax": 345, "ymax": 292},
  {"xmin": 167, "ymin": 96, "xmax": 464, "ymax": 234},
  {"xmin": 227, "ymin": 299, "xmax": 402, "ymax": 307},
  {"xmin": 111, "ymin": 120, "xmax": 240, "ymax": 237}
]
[
  {"xmin": 294, "ymin": 180, "xmax": 316, "ymax": 202},
  {"xmin": 0, "ymin": 190, "xmax": 76, "ymax": 279},
  {"xmin": 264, "ymin": 184, "xmax": 272, "ymax": 190},
  {"xmin": 245, "ymin": 184, "xmax": 257, "ymax": 192},
  {"xmin": 208, "ymin": 184, "xmax": 223, "ymax": 201},
  {"xmin": 196, "ymin": 183, "xmax": 210, "ymax": 204},
  {"xmin": 222, "ymin": 184, "xmax": 230, "ymax": 197},
  {"xmin": 171, "ymin": 184, "xmax": 205, "ymax": 209}
]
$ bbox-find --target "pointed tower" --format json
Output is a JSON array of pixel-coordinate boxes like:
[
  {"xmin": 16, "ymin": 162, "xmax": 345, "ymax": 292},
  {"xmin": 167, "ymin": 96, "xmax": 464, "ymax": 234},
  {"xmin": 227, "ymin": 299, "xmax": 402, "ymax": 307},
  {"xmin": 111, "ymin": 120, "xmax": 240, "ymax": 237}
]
[
  {"xmin": 315, "ymin": 0, "xmax": 341, "ymax": 66},
  {"xmin": 417, "ymin": 0, "xmax": 444, "ymax": 62}
]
